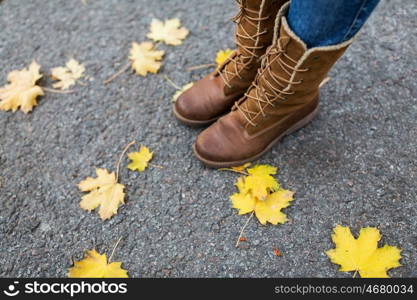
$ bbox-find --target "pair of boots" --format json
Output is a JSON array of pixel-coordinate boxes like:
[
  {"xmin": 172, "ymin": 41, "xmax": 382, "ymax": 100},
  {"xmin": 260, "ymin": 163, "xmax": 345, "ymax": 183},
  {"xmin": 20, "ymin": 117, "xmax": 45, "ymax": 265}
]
[{"xmin": 173, "ymin": 1, "xmax": 355, "ymax": 168}]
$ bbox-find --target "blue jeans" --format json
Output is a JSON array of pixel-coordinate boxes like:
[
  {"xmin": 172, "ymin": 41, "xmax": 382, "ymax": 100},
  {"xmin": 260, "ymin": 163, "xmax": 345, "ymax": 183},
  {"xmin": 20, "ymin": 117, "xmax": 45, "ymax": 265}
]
[{"xmin": 287, "ymin": 0, "xmax": 380, "ymax": 48}]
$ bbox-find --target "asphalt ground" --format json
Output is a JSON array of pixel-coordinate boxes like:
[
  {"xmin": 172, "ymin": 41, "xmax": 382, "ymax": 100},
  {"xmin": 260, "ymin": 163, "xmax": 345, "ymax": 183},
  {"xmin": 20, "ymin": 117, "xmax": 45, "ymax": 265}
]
[{"xmin": 0, "ymin": 0, "xmax": 416, "ymax": 277}]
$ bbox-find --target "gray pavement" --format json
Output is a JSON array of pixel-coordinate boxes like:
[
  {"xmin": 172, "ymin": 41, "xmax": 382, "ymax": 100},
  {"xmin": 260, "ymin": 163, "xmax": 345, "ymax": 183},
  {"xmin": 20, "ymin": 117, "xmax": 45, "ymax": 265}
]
[{"xmin": 0, "ymin": 0, "xmax": 416, "ymax": 277}]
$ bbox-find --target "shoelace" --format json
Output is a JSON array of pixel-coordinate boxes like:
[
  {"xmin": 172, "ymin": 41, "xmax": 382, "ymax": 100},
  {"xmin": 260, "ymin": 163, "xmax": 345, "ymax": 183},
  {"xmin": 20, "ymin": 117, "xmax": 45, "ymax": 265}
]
[
  {"xmin": 236, "ymin": 38, "xmax": 309, "ymax": 127},
  {"xmin": 218, "ymin": 0, "xmax": 270, "ymax": 88}
]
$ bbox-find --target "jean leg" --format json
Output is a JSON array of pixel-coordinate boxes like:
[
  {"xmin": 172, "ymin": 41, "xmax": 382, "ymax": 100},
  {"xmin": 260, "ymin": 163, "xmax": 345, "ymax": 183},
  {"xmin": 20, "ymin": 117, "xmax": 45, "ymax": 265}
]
[{"xmin": 287, "ymin": 0, "xmax": 380, "ymax": 48}]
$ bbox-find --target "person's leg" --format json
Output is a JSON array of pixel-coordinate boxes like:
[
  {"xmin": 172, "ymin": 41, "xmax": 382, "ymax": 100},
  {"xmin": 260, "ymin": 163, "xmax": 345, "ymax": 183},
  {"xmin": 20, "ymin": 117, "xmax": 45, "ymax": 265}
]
[{"xmin": 287, "ymin": 0, "xmax": 380, "ymax": 48}]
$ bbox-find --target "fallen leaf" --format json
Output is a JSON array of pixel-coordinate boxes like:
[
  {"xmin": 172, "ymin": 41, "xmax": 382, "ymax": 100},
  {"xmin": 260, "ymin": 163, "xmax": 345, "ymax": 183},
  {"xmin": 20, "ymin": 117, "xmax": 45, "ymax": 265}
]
[
  {"xmin": 326, "ymin": 225, "xmax": 402, "ymax": 278},
  {"xmin": 78, "ymin": 168, "xmax": 125, "ymax": 220},
  {"xmin": 247, "ymin": 164, "xmax": 278, "ymax": 177},
  {"xmin": 235, "ymin": 177, "xmax": 249, "ymax": 194},
  {"xmin": 129, "ymin": 42, "xmax": 164, "ymax": 76},
  {"xmin": 172, "ymin": 82, "xmax": 193, "ymax": 102},
  {"xmin": 273, "ymin": 248, "xmax": 282, "ymax": 256},
  {"xmin": 254, "ymin": 189, "xmax": 294, "ymax": 225},
  {"xmin": 230, "ymin": 188, "xmax": 255, "ymax": 215},
  {"xmin": 230, "ymin": 165, "xmax": 293, "ymax": 225},
  {"xmin": 68, "ymin": 249, "xmax": 128, "ymax": 278},
  {"xmin": 244, "ymin": 164, "xmax": 279, "ymax": 200},
  {"xmin": 147, "ymin": 18, "xmax": 189, "ymax": 46},
  {"xmin": 232, "ymin": 188, "xmax": 294, "ymax": 225},
  {"xmin": 127, "ymin": 146, "xmax": 153, "ymax": 172},
  {"xmin": 0, "ymin": 61, "xmax": 44, "ymax": 113},
  {"xmin": 215, "ymin": 49, "xmax": 234, "ymax": 67},
  {"xmin": 51, "ymin": 59, "xmax": 85, "ymax": 89}
]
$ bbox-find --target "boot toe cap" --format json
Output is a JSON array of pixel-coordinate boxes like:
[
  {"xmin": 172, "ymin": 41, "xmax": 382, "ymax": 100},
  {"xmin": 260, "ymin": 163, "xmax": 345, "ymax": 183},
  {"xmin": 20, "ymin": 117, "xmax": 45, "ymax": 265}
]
[
  {"xmin": 173, "ymin": 83, "xmax": 215, "ymax": 125},
  {"xmin": 194, "ymin": 127, "xmax": 225, "ymax": 163},
  {"xmin": 174, "ymin": 91, "xmax": 196, "ymax": 120},
  {"xmin": 194, "ymin": 121, "xmax": 242, "ymax": 165},
  {"xmin": 173, "ymin": 74, "xmax": 236, "ymax": 124}
]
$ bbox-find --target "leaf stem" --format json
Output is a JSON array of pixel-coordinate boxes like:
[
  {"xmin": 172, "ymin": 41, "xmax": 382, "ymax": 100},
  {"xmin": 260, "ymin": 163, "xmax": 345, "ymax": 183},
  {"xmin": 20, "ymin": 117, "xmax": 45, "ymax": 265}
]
[
  {"xmin": 43, "ymin": 87, "xmax": 76, "ymax": 94},
  {"xmin": 115, "ymin": 140, "xmax": 136, "ymax": 182},
  {"xmin": 235, "ymin": 211, "xmax": 254, "ymax": 248},
  {"xmin": 108, "ymin": 236, "xmax": 123, "ymax": 263},
  {"xmin": 103, "ymin": 62, "xmax": 131, "ymax": 85},
  {"xmin": 163, "ymin": 75, "xmax": 181, "ymax": 90},
  {"xmin": 187, "ymin": 63, "xmax": 216, "ymax": 72},
  {"xmin": 149, "ymin": 162, "xmax": 164, "ymax": 169},
  {"xmin": 218, "ymin": 168, "xmax": 249, "ymax": 176}
]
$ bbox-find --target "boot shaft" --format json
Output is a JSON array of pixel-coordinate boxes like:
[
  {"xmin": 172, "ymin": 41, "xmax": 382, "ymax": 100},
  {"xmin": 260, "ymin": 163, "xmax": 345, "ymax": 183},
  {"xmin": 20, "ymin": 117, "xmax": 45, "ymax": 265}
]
[
  {"xmin": 234, "ymin": 0, "xmax": 287, "ymax": 61},
  {"xmin": 220, "ymin": 0, "xmax": 286, "ymax": 96}
]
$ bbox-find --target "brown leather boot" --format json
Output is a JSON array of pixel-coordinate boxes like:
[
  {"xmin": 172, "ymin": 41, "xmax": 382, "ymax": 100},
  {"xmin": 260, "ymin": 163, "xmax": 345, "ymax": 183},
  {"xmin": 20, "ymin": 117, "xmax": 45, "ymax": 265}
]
[
  {"xmin": 193, "ymin": 2, "xmax": 358, "ymax": 167},
  {"xmin": 173, "ymin": 0, "xmax": 286, "ymax": 127}
]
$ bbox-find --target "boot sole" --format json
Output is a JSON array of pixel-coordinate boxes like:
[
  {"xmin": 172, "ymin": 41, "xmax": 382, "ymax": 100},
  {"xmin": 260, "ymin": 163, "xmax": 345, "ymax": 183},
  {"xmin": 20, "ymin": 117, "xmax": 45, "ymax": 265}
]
[
  {"xmin": 193, "ymin": 105, "xmax": 320, "ymax": 168},
  {"xmin": 172, "ymin": 104, "xmax": 220, "ymax": 128}
]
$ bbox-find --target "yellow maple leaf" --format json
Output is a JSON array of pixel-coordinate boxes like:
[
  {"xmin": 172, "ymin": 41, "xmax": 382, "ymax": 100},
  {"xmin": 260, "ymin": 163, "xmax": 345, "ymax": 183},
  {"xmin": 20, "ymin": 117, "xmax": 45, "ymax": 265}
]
[
  {"xmin": 51, "ymin": 59, "xmax": 85, "ymax": 90},
  {"xmin": 129, "ymin": 42, "xmax": 164, "ymax": 76},
  {"xmin": 254, "ymin": 189, "xmax": 294, "ymax": 225},
  {"xmin": 172, "ymin": 82, "xmax": 194, "ymax": 102},
  {"xmin": 78, "ymin": 168, "xmax": 125, "ymax": 220},
  {"xmin": 247, "ymin": 164, "xmax": 278, "ymax": 177},
  {"xmin": 326, "ymin": 225, "xmax": 402, "ymax": 278},
  {"xmin": 231, "ymin": 191, "xmax": 255, "ymax": 215},
  {"xmin": 235, "ymin": 176, "xmax": 248, "ymax": 194},
  {"xmin": 127, "ymin": 146, "xmax": 153, "ymax": 172},
  {"xmin": 215, "ymin": 49, "xmax": 234, "ymax": 67},
  {"xmin": 68, "ymin": 249, "xmax": 128, "ymax": 278},
  {"xmin": 232, "ymin": 189, "xmax": 294, "ymax": 225},
  {"xmin": 230, "ymin": 165, "xmax": 294, "ymax": 225},
  {"xmin": 244, "ymin": 165, "xmax": 279, "ymax": 200},
  {"xmin": 0, "ymin": 61, "xmax": 44, "ymax": 113},
  {"xmin": 147, "ymin": 18, "xmax": 189, "ymax": 46}
]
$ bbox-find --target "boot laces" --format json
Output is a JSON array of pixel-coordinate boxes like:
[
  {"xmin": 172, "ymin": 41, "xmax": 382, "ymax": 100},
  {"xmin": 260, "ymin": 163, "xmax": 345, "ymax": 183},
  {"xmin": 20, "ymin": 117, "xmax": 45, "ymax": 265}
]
[
  {"xmin": 218, "ymin": 0, "xmax": 270, "ymax": 88},
  {"xmin": 236, "ymin": 37, "xmax": 310, "ymax": 127}
]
